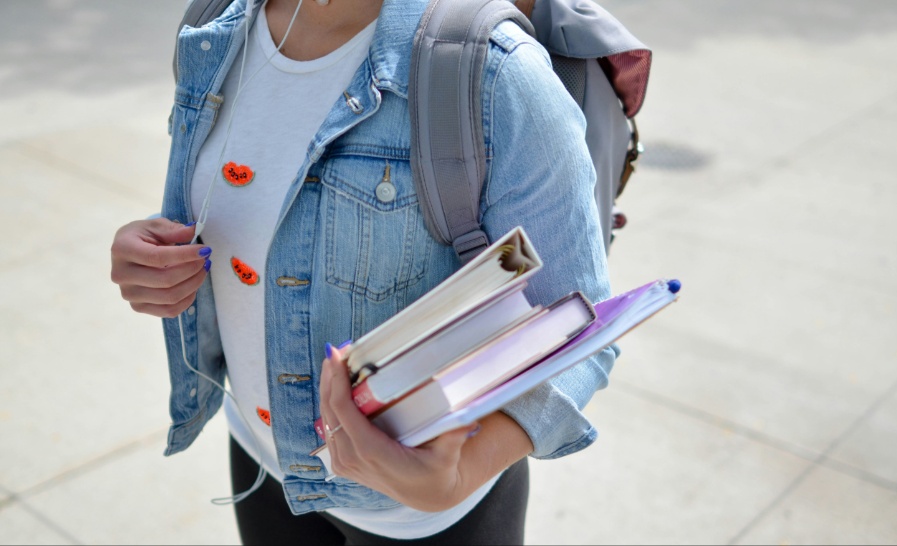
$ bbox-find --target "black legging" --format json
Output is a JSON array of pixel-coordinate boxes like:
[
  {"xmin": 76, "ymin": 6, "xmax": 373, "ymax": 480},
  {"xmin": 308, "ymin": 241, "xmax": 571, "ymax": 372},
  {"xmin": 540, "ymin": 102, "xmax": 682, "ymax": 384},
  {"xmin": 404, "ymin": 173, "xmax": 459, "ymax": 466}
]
[{"xmin": 230, "ymin": 437, "xmax": 529, "ymax": 545}]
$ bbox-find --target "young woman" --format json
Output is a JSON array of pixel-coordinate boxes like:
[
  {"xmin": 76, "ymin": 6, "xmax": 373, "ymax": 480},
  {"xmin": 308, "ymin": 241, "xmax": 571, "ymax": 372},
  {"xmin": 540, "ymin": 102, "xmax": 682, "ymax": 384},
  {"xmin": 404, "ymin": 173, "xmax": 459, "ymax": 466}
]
[{"xmin": 110, "ymin": 0, "xmax": 616, "ymax": 543}]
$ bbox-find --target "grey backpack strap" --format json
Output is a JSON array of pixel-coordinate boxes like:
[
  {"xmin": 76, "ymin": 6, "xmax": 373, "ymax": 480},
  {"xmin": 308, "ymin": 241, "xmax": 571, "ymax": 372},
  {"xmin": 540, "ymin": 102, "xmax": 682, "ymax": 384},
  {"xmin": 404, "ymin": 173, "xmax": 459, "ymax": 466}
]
[
  {"xmin": 172, "ymin": 0, "xmax": 234, "ymax": 80},
  {"xmin": 410, "ymin": 0, "xmax": 535, "ymax": 265}
]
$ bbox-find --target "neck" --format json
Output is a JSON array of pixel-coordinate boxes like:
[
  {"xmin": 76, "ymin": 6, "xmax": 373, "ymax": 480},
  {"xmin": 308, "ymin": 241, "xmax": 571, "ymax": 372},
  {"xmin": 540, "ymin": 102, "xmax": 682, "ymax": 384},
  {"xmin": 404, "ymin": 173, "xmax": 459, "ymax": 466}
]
[{"xmin": 265, "ymin": 0, "xmax": 383, "ymax": 61}]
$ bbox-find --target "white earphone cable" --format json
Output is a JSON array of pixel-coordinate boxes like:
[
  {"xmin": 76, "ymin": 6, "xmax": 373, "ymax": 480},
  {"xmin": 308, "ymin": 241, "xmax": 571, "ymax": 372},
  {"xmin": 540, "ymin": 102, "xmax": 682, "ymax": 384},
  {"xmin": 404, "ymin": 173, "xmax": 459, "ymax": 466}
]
[
  {"xmin": 180, "ymin": 0, "xmax": 305, "ymax": 505},
  {"xmin": 192, "ymin": 0, "xmax": 304, "ymax": 245}
]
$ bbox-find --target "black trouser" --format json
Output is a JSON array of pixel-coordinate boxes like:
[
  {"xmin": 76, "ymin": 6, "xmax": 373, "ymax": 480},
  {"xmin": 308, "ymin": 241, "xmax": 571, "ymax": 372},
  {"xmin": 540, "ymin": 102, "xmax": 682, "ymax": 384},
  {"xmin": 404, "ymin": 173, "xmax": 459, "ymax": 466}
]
[{"xmin": 230, "ymin": 437, "xmax": 529, "ymax": 545}]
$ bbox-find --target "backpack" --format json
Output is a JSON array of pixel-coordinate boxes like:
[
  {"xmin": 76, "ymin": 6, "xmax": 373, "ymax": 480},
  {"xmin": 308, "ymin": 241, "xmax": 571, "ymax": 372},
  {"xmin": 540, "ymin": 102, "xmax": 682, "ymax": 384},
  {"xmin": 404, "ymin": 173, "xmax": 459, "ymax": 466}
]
[{"xmin": 174, "ymin": 0, "xmax": 651, "ymax": 263}]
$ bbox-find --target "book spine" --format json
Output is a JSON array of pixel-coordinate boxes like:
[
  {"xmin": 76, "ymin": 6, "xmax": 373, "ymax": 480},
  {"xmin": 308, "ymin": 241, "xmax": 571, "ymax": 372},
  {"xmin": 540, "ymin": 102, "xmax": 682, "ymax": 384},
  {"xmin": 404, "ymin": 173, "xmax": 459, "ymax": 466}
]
[{"xmin": 351, "ymin": 380, "xmax": 387, "ymax": 415}]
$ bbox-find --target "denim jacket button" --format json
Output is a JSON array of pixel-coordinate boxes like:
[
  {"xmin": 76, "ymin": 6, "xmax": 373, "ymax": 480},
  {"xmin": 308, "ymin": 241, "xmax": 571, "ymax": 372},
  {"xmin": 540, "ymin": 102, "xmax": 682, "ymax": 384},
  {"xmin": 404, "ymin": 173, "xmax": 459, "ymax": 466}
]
[
  {"xmin": 344, "ymin": 93, "xmax": 364, "ymax": 114},
  {"xmin": 375, "ymin": 181, "xmax": 396, "ymax": 203},
  {"xmin": 189, "ymin": 388, "xmax": 197, "ymax": 398},
  {"xmin": 200, "ymin": 40, "xmax": 211, "ymax": 51}
]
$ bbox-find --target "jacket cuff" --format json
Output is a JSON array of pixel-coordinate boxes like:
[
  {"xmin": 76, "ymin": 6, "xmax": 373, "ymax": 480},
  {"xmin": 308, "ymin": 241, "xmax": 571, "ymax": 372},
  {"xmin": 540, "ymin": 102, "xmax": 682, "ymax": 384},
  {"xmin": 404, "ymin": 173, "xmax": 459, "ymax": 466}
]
[
  {"xmin": 500, "ymin": 381, "xmax": 595, "ymax": 459},
  {"xmin": 500, "ymin": 346, "xmax": 617, "ymax": 459}
]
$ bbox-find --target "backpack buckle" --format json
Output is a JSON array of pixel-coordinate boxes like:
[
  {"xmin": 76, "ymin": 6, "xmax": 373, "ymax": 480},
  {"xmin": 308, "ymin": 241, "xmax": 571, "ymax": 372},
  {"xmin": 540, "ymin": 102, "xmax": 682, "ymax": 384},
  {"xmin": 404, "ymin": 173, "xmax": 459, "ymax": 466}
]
[{"xmin": 453, "ymin": 230, "xmax": 490, "ymax": 265}]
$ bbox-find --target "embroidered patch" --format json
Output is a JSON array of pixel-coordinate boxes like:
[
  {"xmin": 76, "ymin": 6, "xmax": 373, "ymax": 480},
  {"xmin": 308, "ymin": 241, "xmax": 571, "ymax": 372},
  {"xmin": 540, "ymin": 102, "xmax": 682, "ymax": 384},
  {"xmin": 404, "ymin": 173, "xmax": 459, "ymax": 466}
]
[
  {"xmin": 231, "ymin": 257, "xmax": 260, "ymax": 285},
  {"xmin": 256, "ymin": 407, "xmax": 271, "ymax": 426},
  {"xmin": 222, "ymin": 162, "xmax": 255, "ymax": 187}
]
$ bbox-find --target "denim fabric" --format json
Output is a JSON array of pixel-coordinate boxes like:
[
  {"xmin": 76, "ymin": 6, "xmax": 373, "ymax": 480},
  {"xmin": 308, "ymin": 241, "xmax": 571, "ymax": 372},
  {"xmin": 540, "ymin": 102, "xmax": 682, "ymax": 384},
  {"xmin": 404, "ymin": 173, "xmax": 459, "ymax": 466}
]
[{"xmin": 160, "ymin": 0, "xmax": 617, "ymax": 515}]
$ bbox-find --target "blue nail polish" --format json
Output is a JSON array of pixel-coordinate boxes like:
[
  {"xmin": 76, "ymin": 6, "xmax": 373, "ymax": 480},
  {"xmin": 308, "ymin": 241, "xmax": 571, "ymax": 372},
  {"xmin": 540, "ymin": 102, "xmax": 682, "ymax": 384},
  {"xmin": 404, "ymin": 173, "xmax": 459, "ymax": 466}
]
[
  {"xmin": 338, "ymin": 339, "xmax": 352, "ymax": 349},
  {"xmin": 198, "ymin": 246, "xmax": 212, "ymax": 258},
  {"xmin": 204, "ymin": 259, "xmax": 212, "ymax": 272},
  {"xmin": 667, "ymin": 279, "xmax": 681, "ymax": 294},
  {"xmin": 185, "ymin": 221, "xmax": 197, "ymax": 227},
  {"xmin": 325, "ymin": 342, "xmax": 333, "ymax": 360}
]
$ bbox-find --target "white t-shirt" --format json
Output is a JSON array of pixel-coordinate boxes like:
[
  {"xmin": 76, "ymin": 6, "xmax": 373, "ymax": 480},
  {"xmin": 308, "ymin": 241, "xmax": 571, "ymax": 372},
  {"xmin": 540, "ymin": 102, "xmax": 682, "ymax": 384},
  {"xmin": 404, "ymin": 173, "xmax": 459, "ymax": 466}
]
[{"xmin": 191, "ymin": 7, "xmax": 497, "ymax": 539}]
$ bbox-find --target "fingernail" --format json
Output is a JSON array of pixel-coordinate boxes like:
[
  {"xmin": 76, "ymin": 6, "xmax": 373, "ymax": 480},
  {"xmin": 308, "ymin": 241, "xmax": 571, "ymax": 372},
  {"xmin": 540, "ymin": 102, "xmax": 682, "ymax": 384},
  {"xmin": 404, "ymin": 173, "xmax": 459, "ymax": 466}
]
[
  {"xmin": 338, "ymin": 339, "xmax": 352, "ymax": 349},
  {"xmin": 204, "ymin": 259, "xmax": 212, "ymax": 272},
  {"xmin": 185, "ymin": 221, "xmax": 197, "ymax": 227},
  {"xmin": 325, "ymin": 342, "xmax": 333, "ymax": 360},
  {"xmin": 467, "ymin": 424, "xmax": 482, "ymax": 439},
  {"xmin": 198, "ymin": 246, "xmax": 212, "ymax": 258}
]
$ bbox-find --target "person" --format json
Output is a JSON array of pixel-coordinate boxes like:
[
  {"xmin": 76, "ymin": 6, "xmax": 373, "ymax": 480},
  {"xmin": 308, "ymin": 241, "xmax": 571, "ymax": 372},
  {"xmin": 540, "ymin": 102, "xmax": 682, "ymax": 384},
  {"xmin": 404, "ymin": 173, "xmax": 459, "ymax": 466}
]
[{"xmin": 110, "ymin": 0, "xmax": 617, "ymax": 543}]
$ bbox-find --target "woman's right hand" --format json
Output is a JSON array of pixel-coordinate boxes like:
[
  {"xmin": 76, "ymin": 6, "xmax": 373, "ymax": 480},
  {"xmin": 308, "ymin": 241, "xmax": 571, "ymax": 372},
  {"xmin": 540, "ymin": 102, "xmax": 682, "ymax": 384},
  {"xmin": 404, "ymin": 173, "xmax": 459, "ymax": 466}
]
[{"xmin": 110, "ymin": 218, "xmax": 212, "ymax": 318}]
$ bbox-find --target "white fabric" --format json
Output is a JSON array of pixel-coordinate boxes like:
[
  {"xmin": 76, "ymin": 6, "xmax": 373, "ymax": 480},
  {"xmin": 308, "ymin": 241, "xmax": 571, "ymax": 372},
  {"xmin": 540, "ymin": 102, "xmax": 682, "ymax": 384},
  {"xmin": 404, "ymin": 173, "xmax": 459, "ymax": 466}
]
[{"xmin": 192, "ymin": 7, "xmax": 497, "ymax": 539}]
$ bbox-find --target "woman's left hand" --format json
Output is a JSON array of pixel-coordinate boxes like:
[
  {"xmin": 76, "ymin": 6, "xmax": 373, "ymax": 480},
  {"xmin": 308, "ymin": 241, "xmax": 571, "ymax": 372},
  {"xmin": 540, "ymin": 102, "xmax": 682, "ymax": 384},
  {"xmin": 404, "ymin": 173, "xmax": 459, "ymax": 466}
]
[{"xmin": 319, "ymin": 344, "xmax": 480, "ymax": 512}]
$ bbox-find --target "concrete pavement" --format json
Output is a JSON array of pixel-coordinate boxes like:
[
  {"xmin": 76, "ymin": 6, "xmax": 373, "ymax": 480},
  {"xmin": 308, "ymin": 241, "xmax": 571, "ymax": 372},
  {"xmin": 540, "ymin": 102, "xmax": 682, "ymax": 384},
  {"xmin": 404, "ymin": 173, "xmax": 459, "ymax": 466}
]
[{"xmin": 1, "ymin": 1, "xmax": 895, "ymax": 544}]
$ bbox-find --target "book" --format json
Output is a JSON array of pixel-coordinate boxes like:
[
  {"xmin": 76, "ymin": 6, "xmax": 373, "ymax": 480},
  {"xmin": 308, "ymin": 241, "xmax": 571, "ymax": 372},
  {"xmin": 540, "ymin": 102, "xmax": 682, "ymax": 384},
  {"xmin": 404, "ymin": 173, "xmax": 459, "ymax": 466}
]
[
  {"xmin": 344, "ymin": 227, "xmax": 541, "ymax": 384},
  {"xmin": 351, "ymin": 285, "xmax": 538, "ymax": 414},
  {"xmin": 394, "ymin": 278, "xmax": 680, "ymax": 446},
  {"xmin": 311, "ymin": 278, "xmax": 679, "ymax": 468},
  {"xmin": 369, "ymin": 291, "xmax": 596, "ymax": 437}
]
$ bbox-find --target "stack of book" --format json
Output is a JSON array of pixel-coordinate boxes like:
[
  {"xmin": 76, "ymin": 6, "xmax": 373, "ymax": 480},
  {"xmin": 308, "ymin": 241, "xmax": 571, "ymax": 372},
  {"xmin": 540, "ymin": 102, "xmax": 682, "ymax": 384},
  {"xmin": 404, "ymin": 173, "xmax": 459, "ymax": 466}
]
[{"xmin": 312, "ymin": 227, "xmax": 679, "ymax": 460}]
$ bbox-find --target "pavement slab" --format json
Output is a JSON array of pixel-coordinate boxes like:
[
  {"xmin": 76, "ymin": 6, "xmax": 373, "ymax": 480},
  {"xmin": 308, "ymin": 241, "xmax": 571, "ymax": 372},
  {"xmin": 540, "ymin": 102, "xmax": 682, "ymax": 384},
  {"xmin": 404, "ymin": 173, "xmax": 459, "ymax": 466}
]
[
  {"xmin": 733, "ymin": 464, "xmax": 897, "ymax": 545},
  {"xmin": 23, "ymin": 417, "xmax": 240, "ymax": 546},
  {"xmin": 0, "ymin": 501, "xmax": 77, "ymax": 546},
  {"xmin": 526, "ymin": 388, "xmax": 810, "ymax": 545},
  {"xmin": 15, "ymin": 123, "xmax": 172, "ymax": 207},
  {"xmin": 0, "ymin": 231, "xmax": 174, "ymax": 493},
  {"xmin": 0, "ymin": 145, "xmax": 151, "ymax": 264},
  {"xmin": 826, "ymin": 384, "xmax": 897, "ymax": 487}
]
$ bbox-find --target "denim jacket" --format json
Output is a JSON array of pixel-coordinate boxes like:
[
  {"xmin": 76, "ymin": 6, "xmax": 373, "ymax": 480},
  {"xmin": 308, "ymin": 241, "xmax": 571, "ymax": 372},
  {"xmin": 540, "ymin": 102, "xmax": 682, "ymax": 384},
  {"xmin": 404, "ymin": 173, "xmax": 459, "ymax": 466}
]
[{"xmin": 161, "ymin": 0, "xmax": 617, "ymax": 515}]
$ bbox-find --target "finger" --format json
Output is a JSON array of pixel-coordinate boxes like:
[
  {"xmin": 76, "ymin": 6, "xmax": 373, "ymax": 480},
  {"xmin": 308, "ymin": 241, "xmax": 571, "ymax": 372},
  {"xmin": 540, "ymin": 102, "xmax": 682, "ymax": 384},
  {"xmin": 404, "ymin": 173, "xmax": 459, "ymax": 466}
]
[
  {"xmin": 119, "ymin": 265, "xmax": 208, "ymax": 307},
  {"xmin": 325, "ymin": 346, "xmax": 388, "ymax": 443},
  {"xmin": 129, "ymin": 290, "xmax": 198, "ymax": 319},
  {"xmin": 145, "ymin": 218, "xmax": 200, "ymax": 245},
  {"xmin": 123, "ymin": 241, "xmax": 211, "ymax": 269},
  {"xmin": 112, "ymin": 222, "xmax": 210, "ymax": 269},
  {"xmin": 112, "ymin": 258, "xmax": 206, "ymax": 289}
]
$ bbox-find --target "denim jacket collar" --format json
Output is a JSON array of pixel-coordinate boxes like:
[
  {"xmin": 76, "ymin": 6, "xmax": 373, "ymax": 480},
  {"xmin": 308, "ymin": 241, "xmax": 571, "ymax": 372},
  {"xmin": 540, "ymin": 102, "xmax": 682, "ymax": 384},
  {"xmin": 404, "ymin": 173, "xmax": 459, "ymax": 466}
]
[{"xmin": 368, "ymin": 0, "xmax": 427, "ymax": 99}]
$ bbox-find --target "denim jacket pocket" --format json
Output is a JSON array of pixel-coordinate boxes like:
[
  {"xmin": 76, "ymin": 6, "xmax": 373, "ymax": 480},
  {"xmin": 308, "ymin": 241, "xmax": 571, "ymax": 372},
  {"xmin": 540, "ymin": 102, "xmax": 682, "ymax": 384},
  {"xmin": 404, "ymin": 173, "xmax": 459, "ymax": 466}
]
[{"xmin": 321, "ymin": 153, "xmax": 433, "ymax": 303}]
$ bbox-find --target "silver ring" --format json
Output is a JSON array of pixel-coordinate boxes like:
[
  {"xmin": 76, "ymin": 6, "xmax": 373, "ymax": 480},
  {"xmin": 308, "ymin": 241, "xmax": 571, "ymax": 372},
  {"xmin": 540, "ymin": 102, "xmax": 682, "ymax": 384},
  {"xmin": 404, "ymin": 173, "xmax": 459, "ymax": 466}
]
[{"xmin": 325, "ymin": 423, "xmax": 343, "ymax": 441}]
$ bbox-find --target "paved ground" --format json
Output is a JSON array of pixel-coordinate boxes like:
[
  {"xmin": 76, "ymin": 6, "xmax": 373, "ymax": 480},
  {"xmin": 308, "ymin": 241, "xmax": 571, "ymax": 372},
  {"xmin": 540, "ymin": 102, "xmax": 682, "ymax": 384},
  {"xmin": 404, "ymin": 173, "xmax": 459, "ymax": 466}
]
[{"xmin": 1, "ymin": 1, "xmax": 896, "ymax": 544}]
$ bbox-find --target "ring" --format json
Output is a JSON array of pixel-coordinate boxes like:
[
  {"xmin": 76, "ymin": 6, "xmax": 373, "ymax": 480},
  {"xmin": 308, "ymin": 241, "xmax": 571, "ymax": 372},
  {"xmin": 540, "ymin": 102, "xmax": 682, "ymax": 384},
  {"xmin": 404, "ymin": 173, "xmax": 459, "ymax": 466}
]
[{"xmin": 324, "ymin": 423, "xmax": 343, "ymax": 441}]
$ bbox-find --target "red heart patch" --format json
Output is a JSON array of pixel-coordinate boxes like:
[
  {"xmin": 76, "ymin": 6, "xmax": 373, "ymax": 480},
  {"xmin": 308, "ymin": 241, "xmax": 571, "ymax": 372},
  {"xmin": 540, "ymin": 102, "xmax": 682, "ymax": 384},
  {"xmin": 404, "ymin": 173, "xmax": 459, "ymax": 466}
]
[
  {"xmin": 222, "ymin": 161, "xmax": 255, "ymax": 186},
  {"xmin": 256, "ymin": 407, "xmax": 271, "ymax": 426},
  {"xmin": 231, "ymin": 257, "xmax": 260, "ymax": 285}
]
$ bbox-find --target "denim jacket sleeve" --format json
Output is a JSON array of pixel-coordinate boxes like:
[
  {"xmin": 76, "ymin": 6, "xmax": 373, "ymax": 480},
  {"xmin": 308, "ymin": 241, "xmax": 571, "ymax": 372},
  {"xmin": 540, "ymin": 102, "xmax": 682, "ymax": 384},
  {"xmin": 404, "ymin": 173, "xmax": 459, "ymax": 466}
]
[{"xmin": 481, "ymin": 22, "xmax": 619, "ymax": 459}]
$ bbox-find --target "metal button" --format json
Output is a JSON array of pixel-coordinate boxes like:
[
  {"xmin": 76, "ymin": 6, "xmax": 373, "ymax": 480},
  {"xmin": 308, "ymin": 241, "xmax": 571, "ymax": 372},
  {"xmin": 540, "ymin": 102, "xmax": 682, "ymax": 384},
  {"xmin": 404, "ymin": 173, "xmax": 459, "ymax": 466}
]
[
  {"xmin": 180, "ymin": 124, "xmax": 187, "ymax": 134},
  {"xmin": 289, "ymin": 464, "xmax": 322, "ymax": 472},
  {"xmin": 276, "ymin": 276, "xmax": 310, "ymax": 287},
  {"xmin": 278, "ymin": 373, "xmax": 311, "ymax": 384},
  {"xmin": 296, "ymin": 494, "xmax": 328, "ymax": 502},
  {"xmin": 200, "ymin": 40, "xmax": 211, "ymax": 51},
  {"xmin": 187, "ymin": 305, "xmax": 196, "ymax": 315},
  {"xmin": 376, "ymin": 181, "xmax": 396, "ymax": 203},
  {"xmin": 343, "ymin": 92, "xmax": 363, "ymax": 114},
  {"xmin": 189, "ymin": 388, "xmax": 197, "ymax": 398}
]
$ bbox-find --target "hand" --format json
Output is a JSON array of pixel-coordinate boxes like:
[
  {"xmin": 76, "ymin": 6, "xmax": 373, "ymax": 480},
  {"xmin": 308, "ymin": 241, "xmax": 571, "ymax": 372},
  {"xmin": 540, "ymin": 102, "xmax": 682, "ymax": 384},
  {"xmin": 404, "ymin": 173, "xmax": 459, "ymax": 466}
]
[
  {"xmin": 319, "ymin": 344, "xmax": 480, "ymax": 512},
  {"xmin": 110, "ymin": 218, "xmax": 212, "ymax": 318}
]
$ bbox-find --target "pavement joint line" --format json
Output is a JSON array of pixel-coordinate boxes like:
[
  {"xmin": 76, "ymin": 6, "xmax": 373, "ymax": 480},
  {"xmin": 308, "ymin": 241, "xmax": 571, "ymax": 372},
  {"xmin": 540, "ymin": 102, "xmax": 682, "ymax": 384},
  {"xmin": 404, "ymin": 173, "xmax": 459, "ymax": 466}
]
[
  {"xmin": 14, "ymin": 141, "xmax": 156, "ymax": 208},
  {"xmin": 614, "ymin": 381, "xmax": 821, "ymax": 461},
  {"xmin": 0, "ymin": 493, "xmax": 83, "ymax": 545},
  {"xmin": 726, "ymin": 375, "xmax": 897, "ymax": 544},
  {"xmin": 615, "ymin": 379, "xmax": 897, "ymax": 494},
  {"xmin": 11, "ymin": 427, "xmax": 169, "ymax": 503}
]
